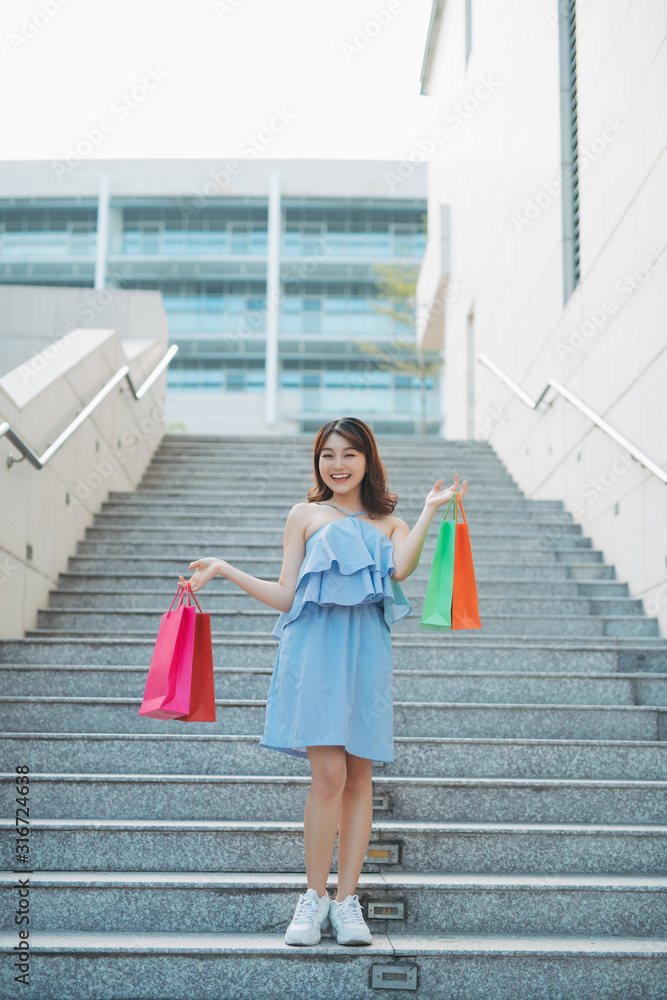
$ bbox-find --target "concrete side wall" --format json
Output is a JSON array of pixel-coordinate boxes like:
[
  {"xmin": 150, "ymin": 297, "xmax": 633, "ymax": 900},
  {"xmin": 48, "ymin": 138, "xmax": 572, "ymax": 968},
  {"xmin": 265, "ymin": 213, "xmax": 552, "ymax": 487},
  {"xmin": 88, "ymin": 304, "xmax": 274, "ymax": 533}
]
[
  {"xmin": 165, "ymin": 390, "xmax": 302, "ymax": 436},
  {"xmin": 418, "ymin": 0, "xmax": 667, "ymax": 632},
  {"xmin": 0, "ymin": 157, "xmax": 428, "ymax": 201},
  {"xmin": 0, "ymin": 284, "xmax": 169, "ymax": 376},
  {"xmin": 0, "ymin": 286, "xmax": 171, "ymax": 637}
]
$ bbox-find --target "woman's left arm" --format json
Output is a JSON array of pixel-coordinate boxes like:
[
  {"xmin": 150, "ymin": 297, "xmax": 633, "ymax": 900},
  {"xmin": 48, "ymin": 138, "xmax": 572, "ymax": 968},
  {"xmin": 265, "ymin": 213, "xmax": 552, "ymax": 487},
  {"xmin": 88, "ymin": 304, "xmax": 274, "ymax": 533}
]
[{"xmin": 390, "ymin": 475, "xmax": 468, "ymax": 582}]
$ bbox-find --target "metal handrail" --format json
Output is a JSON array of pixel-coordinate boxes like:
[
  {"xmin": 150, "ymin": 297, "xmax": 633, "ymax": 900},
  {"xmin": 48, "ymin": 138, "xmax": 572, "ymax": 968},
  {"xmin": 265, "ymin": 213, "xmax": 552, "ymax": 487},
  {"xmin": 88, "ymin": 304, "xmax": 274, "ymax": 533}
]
[
  {"xmin": 478, "ymin": 352, "xmax": 667, "ymax": 485},
  {"xmin": 1, "ymin": 344, "xmax": 179, "ymax": 470}
]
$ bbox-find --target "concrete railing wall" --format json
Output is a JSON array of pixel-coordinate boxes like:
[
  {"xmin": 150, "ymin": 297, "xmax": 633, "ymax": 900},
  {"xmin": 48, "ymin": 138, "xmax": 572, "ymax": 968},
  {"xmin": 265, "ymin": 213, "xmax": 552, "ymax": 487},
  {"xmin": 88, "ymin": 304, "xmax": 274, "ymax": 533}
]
[
  {"xmin": 0, "ymin": 286, "xmax": 173, "ymax": 638},
  {"xmin": 416, "ymin": 0, "xmax": 667, "ymax": 636}
]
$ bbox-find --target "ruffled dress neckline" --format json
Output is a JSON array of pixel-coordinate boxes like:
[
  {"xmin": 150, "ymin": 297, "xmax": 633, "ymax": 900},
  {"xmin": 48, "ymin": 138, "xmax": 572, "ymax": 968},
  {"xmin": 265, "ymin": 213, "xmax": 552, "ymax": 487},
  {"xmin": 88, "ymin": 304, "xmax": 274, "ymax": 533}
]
[{"xmin": 271, "ymin": 513, "xmax": 411, "ymax": 639}]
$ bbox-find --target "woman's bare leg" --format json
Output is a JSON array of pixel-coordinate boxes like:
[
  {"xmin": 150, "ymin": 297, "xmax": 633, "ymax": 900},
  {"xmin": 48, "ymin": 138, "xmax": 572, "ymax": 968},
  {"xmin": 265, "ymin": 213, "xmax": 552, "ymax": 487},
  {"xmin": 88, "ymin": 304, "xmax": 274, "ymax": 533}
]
[
  {"xmin": 336, "ymin": 752, "xmax": 373, "ymax": 902},
  {"xmin": 303, "ymin": 745, "xmax": 347, "ymax": 896}
]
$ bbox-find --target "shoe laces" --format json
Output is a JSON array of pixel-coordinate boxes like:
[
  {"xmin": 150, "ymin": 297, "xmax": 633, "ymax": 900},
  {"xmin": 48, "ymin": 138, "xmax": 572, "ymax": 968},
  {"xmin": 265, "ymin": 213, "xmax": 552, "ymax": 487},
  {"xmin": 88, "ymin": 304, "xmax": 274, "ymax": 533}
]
[
  {"xmin": 292, "ymin": 891, "xmax": 321, "ymax": 923},
  {"xmin": 335, "ymin": 894, "xmax": 366, "ymax": 926}
]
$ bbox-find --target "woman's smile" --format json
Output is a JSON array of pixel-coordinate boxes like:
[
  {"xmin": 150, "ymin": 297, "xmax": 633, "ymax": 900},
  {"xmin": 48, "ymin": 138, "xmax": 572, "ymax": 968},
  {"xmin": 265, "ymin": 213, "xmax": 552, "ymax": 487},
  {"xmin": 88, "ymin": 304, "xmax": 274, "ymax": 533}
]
[{"xmin": 318, "ymin": 431, "xmax": 368, "ymax": 504}]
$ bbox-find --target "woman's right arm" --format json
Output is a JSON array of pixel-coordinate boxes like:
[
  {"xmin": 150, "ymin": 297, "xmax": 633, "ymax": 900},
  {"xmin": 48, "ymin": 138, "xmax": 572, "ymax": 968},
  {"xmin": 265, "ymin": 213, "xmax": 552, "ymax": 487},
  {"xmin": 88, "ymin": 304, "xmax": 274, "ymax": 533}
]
[{"xmin": 183, "ymin": 504, "xmax": 309, "ymax": 613}]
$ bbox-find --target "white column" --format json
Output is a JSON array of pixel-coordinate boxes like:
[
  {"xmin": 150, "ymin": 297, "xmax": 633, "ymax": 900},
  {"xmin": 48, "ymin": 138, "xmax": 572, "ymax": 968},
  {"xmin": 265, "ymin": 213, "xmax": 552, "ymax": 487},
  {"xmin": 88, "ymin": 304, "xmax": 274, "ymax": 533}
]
[
  {"xmin": 439, "ymin": 204, "xmax": 450, "ymax": 439},
  {"xmin": 264, "ymin": 172, "xmax": 281, "ymax": 426},
  {"xmin": 466, "ymin": 309, "xmax": 475, "ymax": 438},
  {"xmin": 95, "ymin": 172, "xmax": 110, "ymax": 290}
]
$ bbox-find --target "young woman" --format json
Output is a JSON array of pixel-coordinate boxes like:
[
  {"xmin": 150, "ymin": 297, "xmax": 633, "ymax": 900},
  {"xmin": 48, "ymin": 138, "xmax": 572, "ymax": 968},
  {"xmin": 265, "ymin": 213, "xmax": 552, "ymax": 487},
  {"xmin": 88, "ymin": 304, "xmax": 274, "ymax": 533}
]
[{"xmin": 179, "ymin": 417, "xmax": 467, "ymax": 948}]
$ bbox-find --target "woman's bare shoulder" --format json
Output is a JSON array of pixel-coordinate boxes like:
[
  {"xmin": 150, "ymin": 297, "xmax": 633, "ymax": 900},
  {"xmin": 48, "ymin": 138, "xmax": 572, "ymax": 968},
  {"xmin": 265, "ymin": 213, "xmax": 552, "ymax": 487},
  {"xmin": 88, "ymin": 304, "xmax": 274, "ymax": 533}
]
[
  {"xmin": 288, "ymin": 502, "xmax": 314, "ymax": 519},
  {"xmin": 367, "ymin": 512, "xmax": 409, "ymax": 540},
  {"xmin": 388, "ymin": 515, "xmax": 410, "ymax": 539},
  {"xmin": 284, "ymin": 502, "xmax": 317, "ymax": 531}
]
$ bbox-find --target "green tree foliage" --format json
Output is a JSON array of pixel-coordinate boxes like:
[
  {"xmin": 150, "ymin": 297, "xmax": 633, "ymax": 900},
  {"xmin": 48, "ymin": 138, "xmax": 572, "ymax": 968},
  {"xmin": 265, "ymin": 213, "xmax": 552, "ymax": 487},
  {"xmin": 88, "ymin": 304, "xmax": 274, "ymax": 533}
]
[{"xmin": 355, "ymin": 260, "xmax": 442, "ymax": 437}]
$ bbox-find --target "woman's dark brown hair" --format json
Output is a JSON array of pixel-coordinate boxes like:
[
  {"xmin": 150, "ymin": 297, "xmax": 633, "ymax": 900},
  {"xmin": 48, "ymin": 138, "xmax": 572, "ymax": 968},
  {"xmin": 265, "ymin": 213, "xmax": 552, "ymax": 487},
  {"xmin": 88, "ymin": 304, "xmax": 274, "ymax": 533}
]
[{"xmin": 307, "ymin": 417, "xmax": 397, "ymax": 518}]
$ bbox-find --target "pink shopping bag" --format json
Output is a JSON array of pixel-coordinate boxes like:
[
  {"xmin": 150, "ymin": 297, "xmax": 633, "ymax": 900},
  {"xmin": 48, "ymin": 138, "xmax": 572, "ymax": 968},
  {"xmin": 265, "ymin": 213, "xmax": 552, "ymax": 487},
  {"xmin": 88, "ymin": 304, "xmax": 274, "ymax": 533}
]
[
  {"xmin": 139, "ymin": 583, "xmax": 200, "ymax": 719},
  {"xmin": 174, "ymin": 594, "xmax": 216, "ymax": 722}
]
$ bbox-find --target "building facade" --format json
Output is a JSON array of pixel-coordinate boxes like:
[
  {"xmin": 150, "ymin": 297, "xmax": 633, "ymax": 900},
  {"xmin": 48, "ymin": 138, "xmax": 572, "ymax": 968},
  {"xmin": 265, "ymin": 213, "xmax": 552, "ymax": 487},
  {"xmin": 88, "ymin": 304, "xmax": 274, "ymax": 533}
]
[
  {"xmin": 0, "ymin": 158, "xmax": 437, "ymax": 435},
  {"xmin": 416, "ymin": 0, "xmax": 667, "ymax": 629}
]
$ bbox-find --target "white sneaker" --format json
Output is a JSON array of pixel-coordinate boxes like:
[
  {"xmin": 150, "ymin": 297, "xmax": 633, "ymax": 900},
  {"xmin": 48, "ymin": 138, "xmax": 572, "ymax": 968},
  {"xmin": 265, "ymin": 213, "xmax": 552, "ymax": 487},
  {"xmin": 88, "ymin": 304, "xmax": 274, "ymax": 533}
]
[
  {"xmin": 284, "ymin": 887, "xmax": 331, "ymax": 946},
  {"xmin": 329, "ymin": 893, "xmax": 372, "ymax": 945}
]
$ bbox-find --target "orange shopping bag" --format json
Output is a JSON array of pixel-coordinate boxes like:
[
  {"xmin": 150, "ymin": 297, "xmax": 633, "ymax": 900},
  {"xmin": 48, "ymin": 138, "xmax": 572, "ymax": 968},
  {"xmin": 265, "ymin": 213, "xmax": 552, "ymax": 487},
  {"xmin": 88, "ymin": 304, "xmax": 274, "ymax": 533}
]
[
  {"xmin": 420, "ymin": 493, "xmax": 481, "ymax": 632},
  {"xmin": 451, "ymin": 494, "xmax": 481, "ymax": 630}
]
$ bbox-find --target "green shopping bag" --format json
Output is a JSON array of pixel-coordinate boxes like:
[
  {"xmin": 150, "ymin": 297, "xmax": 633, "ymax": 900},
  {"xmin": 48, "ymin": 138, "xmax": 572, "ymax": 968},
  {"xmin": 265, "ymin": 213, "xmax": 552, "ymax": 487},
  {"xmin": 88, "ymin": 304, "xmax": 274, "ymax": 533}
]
[{"xmin": 420, "ymin": 495, "xmax": 456, "ymax": 630}]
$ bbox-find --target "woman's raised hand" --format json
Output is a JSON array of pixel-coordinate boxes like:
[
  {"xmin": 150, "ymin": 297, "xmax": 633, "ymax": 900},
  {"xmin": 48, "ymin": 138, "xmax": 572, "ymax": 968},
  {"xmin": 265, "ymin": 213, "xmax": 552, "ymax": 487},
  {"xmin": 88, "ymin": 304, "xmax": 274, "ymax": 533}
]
[
  {"xmin": 178, "ymin": 557, "xmax": 221, "ymax": 594},
  {"xmin": 424, "ymin": 474, "xmax": 468, "ymax": 510}
]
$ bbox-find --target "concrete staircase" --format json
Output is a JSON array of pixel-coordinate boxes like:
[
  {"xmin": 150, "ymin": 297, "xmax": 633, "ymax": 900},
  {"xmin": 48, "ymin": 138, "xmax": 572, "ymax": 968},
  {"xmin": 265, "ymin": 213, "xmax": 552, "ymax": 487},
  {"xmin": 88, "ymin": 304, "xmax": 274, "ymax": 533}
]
[{"xmin": 2, "ymin": 434, "xmax": 667, "ymax": 999}]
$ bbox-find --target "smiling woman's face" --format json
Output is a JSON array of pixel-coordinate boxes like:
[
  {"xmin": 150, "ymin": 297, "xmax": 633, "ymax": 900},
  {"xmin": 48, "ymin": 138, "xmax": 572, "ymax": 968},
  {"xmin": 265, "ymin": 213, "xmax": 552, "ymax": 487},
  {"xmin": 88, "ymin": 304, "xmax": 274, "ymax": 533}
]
[{"xmin": 318, "ymin": 432, "xmax": 367, "ymax": 494}]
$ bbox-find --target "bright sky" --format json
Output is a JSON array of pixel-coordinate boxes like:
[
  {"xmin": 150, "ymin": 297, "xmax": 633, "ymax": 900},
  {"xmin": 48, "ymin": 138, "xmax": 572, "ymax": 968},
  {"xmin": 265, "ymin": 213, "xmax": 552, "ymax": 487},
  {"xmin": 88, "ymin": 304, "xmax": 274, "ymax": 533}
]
[{"xmin": 1, "ymin": 0, "xmax": 438, "ymax": 161}]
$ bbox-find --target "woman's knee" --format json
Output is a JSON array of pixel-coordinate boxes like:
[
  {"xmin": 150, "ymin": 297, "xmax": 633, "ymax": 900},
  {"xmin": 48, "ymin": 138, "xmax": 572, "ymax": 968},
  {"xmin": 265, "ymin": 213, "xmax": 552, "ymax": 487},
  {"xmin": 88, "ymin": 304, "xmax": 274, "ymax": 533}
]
[
  {"xmin": 307, "ymin": 746, "xmax": 347, "ymax": 797},
  {"xmin": 343, "ymin": 753, "xmax": 372, "ymax": 794}
]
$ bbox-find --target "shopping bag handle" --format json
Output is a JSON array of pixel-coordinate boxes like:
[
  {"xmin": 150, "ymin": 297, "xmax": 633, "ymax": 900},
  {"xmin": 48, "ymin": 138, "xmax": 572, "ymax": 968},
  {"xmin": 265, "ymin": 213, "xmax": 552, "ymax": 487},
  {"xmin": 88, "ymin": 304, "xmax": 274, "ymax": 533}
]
[
  {"xmin": 167, "ymin": 581, "xmax": 203, "ymax": 615},
  {"xmin": 455, "ymin": 493, "xmax": 468, "ymax": 524},
  {"xmin": 441, "ymin": 492, "xmax": 468, "ymax": 524}
]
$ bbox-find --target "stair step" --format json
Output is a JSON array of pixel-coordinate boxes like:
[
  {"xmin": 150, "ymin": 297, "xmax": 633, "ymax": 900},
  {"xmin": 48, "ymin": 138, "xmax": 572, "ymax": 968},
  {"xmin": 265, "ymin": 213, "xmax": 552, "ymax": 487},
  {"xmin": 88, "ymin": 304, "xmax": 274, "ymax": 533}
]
[
  {"xmin": 74, "ymin": 537, "xmax": 601, "ymax": 558},
  {"xmin": 5, "ymin": 929, "xmax": 663, "ymax": 1000},
  {"xmin": 3, "ymin": 430, "xmax": 664, "ymax": 999},
  {"xmin": 2, "ymin": 870, "xmax": 664, "ymax": 937},
  {"xmin": 2, "ymin": 818, "xmax": 666, "ymax": 873},
  {"xmin": 145, "ymin": 466, "xmax": 516, "ymax": 482},
  {"xmin": 68, "ymin": 548, "xmax": 614, "ymax": 580},
  {"xmin": 97, "ymin": 502, "xmax": 572, "ymax": 520},
  {"xmin": 29, "ymin": 609, "xmax": 660, "ymax": 637},
  {"xmin": 1, "ymin": 695, "xmax": 663, "ymax": 739},
  {"xmin": 138, "ymin": 481, "xmax": 523, "ymax": 496},
  {"xmin": 137, "ymin": 484, "xmax": 526, "ymax": 499},
  {"xmin": 4, "ymin": 732, "xmax": 666, "ymax": 779},
  {"xmin": 3, "ymin": 636, "xmax": 665, "ymax": 671},
  {"xmin": 49, "ymin": 578, "xmax": 634, "ymax": 601},
  {"xmin": 59, "ymin": 562, "xmax": 622, "ymax": 582},
  {"xmin": 83, "ymin": 521, "xmax": 585, "ymax": 539},
  {"xmin": 103, "ymin": 495, "xmax": 568, "ymax": 512},
  {"xmin": 3, "ymin": 664, "xmax": 666, "ymax": 706},
  {"xmin": 45, "ymin": 580, "xmax": 635, "ymax": 604},
  {"xmin": 42, "ymin": 591, "xmax": 646, "ymax": 617},
  {"xmin": 5, "ymin": 772, "xmax": 665, "ymax": 824}
]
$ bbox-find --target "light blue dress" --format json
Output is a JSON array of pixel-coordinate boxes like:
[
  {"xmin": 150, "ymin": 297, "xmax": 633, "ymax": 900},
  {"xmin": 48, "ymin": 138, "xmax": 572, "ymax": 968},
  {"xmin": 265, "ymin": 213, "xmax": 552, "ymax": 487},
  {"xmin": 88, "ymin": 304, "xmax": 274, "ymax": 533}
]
[{"xmin": 258, "ymin": 503, "xmax": 412, "ymax": 763}]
